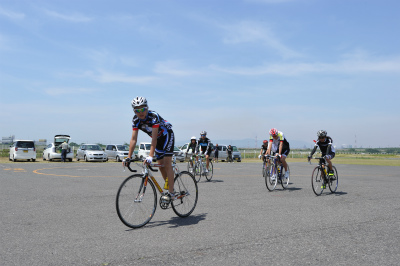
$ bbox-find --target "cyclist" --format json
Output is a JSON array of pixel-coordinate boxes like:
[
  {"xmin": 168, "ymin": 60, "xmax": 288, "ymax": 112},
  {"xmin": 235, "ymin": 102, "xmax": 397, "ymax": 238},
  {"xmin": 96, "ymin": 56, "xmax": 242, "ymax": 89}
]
[
  {"xmin": 196, "ymin": 131, "xmax": 211, "ymax": 172},
  {"xmin": 125, "ymin": 96, "xmax": 176, "ymax": 203},
  {"xmin": 187, "ymin": 136, "xmax": 197, "ymax": 170},
  {"xmin": 308, "ymin": 130, "xmax": 335, "ymax": 178},
  {"xmin": 258, "ymin": 140, "xmax": 269, "ymax": 161},
  {"xmin": 266, "ymin": 128, "xmax": 290, "ymax": 178}
]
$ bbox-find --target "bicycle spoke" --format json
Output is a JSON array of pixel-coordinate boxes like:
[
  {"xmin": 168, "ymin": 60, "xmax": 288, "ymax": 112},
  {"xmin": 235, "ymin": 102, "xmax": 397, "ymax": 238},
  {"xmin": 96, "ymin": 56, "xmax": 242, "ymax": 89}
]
[
  {"xmin": 265, "ymin": 163, "xmax": 277, "ymax": 191},
  {"xmin": 116, "ymin": 174, "xmax": 157, "ymax": 228},
  {"xmin": 328, "ymin": 166, "xmax": 339, "ymax": 193},
  {"xmin": 311, "ymin": 167, "xmax": 324, "ymax": 196}
]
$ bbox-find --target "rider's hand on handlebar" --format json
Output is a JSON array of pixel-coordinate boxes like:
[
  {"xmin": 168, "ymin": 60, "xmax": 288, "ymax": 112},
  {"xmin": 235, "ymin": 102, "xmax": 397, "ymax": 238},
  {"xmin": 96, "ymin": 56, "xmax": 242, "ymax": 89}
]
[
  {"xmin": 145, "ymin": 156, "xmax": 153, "ymax": 164},
  {"xmin": 258, "ymin": 154, "xmax": 262, "ymax": 159},
  {"xmin": 123, "ymin": 157, "xmax": 131, "ymax": 166}
]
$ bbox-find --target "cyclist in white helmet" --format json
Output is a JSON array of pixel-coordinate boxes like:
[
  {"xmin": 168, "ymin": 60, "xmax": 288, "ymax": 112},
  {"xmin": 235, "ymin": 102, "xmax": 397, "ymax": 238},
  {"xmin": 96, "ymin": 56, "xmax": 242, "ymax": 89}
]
[
  {"xmin": 125, "ymin": 96, "xmax": 176, "ymax": 203},
  {"xmin": 187, "ymin": 136, "xmax": 197, "ymax": 169}
]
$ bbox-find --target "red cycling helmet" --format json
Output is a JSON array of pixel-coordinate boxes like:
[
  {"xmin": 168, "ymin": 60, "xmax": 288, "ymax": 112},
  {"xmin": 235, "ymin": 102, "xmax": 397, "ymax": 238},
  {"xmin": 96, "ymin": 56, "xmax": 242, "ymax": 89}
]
[
  {"xmin": 263, "ymin": 140, "xmax": 268, "ymax": 144},
  {"xmin": 269, "ymin": 128, "xmax": 278, "ymax": 136}
]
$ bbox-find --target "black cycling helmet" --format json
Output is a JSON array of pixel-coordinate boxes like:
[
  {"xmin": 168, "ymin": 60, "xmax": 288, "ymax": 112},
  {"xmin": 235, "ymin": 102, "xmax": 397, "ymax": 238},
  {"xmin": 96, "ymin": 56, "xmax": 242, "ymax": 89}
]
[{"xmin": 317, "ymin": 130, "xmax": 327, "ymax": 138}]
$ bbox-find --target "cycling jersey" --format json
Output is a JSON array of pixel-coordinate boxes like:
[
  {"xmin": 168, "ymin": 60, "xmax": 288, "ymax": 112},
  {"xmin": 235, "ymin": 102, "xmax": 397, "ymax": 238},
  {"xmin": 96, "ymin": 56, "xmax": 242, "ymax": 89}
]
[
  {"xmin": 269, "ymin": 131, "xmax": 290, "ymax": 151},
  {"xmin": 310, "ymin": 136, "xmax": 335, "ymax": 156},
  {"xmin": 132, "ymin": 110, "xmax": 174, "ymax": 159},
  {"xmin": 196, "ymin": 137, "xmax": 211, "ymax": 155},
  {"xmin": 187, "ymin": 141, "xmax": 197, "ymax": 153}
]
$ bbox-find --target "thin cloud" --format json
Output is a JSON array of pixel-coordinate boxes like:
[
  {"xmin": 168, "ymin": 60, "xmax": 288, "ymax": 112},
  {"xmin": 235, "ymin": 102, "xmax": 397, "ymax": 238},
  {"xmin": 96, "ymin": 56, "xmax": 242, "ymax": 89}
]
[
  {"xmin": 210, "ymin": 55, "xmax": 400, "ymax": 76},
  {"xmin": 43, "ymin": 9, "xmax": 92, "ymax": 22},
  {"xmin": 154, "ymin": 60, "xmax": 200, "ymax": 76},
  {"xmin": 87, "ymin": 70, "xmax": 158, "ymax": 84},
  {"xmin": 221, "ymin": 20, "xmax": 302, "ymax": 59},
  {"xmin": 43, "ymin": 87, "xmax": 96, "ymax": 96},
  {"xmin": 0, "ymin": 6, "xmax": 25, "ymax": 19}
]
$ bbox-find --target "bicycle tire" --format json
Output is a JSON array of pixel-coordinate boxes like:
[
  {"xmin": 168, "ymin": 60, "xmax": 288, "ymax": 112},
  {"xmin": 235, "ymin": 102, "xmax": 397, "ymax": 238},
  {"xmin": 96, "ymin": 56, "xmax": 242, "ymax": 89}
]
[
  {"xmin": 187, "ymin": 160, "xmax": 193, "ymax": 173},
  {"xmin": 281, "ymin": 164, "xmax": 290, "ymax": 189},
  {"xmin": 193, "ymin": 162, "xmax": 201, "ymax": 183},
  {"xmin": 262, "ymin": 161, "xmax": 266, "ymax": 177},
  {"xmin": 328, "ymin": 166, "xmax": 338, "ymax": 193},
  {"xmin": 116, "ymin": 174, "xmax": 157, "ymax": 228},
  {"xmin": 311, "ymin": 167, "xmax": 324, "ymax": 196},
  {"xmin": 265, "ymin": 163, "xmax": 277, "ymax": 191},
  {"xmin": 171, "ymin": 171, "xmax": 198, "ymax": 217},
  {"xmin": 205, "ymin": 161, "xmax": 213, "ymax": 181}
]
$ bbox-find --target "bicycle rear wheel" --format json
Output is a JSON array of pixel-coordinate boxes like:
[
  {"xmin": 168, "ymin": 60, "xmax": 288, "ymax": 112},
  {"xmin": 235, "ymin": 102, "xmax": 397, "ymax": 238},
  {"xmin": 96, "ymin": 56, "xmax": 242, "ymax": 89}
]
[
  {"xmin": 262, "ymin": 161, "xmax": 267, "ymax": 177},
  {"xmin": 281, "ymin": 164, "xmax": 290, "ymax": 189},
  {"xmin": 116, "ymin": 174, "xmax": 157, "ymax": 228},
  {"xmin": 172, "ymin": 171, "xmax": 198, "ymax": 217},
  {"xmin": 328, "ymin": 166, "xmax": 338, "ymax": 193},
  {"xmin": 265, "ymin": 163, "xmax": 277, "ymax": 191},
  {"xmin": 311, "ymin": 167, "xmax": 324, "ymax": 196},
  {"xmin": 205, "ymin": 161, "xmax": 213, "ymax": 181}
]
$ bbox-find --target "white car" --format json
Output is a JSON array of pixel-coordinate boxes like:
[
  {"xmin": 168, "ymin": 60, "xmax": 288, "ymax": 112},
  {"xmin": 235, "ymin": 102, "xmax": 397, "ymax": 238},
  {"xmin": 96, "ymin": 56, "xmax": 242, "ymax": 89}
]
[
  {"xmin": 105, "ymin": 144, "xmax": 130, "ymax": 162},
  {"xmin": 76, "ymin": 144, "xmax": 108, "ymax": 162},
  {"xmin": 43, "ymin": 135, "xmax": 74, "ymax": 162},
  {"xmin": 9, "ymin": 140, "xmax": 37, "ymax": 162},
  {"xmin": 217, "ymin": 145, "xmax": 242, "ymax": 162},
  {"xmin": 137, "ymin": 142, "xmax": 184, "ymax": 162}
]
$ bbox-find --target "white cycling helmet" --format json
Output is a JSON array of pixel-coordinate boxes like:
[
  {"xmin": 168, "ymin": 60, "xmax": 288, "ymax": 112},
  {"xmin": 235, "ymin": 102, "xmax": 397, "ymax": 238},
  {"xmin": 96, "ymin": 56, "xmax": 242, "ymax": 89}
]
[
  {"xmin": 191, "ymin": 136, "xmax": 196, "ymax": 140},
  {"xmin": 131, "ymin": 96, "xmax": 148, "ymax": 109},
  {"xmin": 200, "ymin": 131, "xmax": 207, "ymax": 136}
]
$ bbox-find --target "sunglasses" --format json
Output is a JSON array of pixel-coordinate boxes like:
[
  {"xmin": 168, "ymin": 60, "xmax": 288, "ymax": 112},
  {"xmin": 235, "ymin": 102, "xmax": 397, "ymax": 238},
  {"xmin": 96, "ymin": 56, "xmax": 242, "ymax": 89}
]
[
  {"xmin": 201, "ymin": 135, "xmax": 206, "ymax": 137},
  {"xmin": 319, "ymin": 136, "xmax": 325, "ymax": 139},
  {"xmin": 134, "ymin": 107, "xmax": 147, "ymax": 113}
]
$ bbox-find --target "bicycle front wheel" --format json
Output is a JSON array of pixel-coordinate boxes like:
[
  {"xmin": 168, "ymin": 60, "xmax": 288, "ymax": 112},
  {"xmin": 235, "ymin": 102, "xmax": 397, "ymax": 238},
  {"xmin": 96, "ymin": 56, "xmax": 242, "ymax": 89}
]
[
  {"xmin": 172, "ymin": 171, "xmax": 198, "ymax": 217},
  {"xmin": 311, "ymin": 167, "xmax": 324, "ymax": 196},
  {"xmin": 205, "ymin": 161, "xmax": 213, "ymax": 181},
  {"xmin": 281, "ymin": 164, "xmax": 290, "ymax": 189},
  {"xmin": 328, "ymin": 166, "xmax": 338, "ymax": 193},
  {"xmin": 265, "ymin": 163, "xmax": 277, "ymax": 191},
  {"xmin": 193, "ymin": 162, "xmax": 201, "ymax": 183},
  {"xmin": 116, "ymin": 174, "xmax": 157, "ymax": 228}
]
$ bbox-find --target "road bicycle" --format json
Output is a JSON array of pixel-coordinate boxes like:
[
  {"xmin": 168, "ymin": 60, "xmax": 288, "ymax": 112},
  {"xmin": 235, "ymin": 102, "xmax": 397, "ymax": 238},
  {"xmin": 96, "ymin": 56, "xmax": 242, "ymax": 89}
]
[
  {"xmin": 193, "ymin": 154, "xmax": 213, "ymax": 182},
  {"xmin": 264, "ymin": 154, "xmax": 290, "ymax": 191},
  {"xmin": 116, "ymin": 156, "xmax": 198, "ymax": 228},
  {"xmin": 309, "ymin": 157, "xmax": 338, "ymax": 196},
  {"xmin": 187, "ymin": 153, "xmax": 196, "ymax": 173}
]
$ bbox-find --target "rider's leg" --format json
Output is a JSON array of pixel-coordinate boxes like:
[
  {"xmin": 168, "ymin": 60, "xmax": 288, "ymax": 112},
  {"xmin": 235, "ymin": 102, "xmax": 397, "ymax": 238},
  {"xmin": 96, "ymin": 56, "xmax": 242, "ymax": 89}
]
[
  {"xmin": 206, "ymin": 154, "xmax": 209, "ymax": 169},
  {"xmin": 281, "ymin": 155, "xmax": 288, "ymax": 171},
  {"xmin": 158, "ymin": 156, "xmax": 175, "ymax": 194}
]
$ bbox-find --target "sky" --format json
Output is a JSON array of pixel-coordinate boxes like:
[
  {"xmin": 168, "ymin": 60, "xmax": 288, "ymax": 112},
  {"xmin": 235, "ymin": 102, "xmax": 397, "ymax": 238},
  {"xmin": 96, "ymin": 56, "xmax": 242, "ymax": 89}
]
[{"xmin": 1, "ymin": 0, "xmax": 399, "ymax": 149}]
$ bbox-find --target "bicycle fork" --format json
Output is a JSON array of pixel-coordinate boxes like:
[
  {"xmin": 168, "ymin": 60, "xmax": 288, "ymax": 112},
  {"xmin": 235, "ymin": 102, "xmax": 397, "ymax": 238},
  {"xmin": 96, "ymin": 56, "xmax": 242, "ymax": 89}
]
[{"xmin": 134, "ymin": 175, "xmax": 148, "ymax": 203}]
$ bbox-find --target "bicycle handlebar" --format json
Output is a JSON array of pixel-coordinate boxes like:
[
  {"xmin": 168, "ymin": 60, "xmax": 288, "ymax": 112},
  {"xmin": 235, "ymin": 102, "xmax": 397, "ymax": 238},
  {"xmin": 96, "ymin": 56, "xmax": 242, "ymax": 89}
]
[{"xmin": 124, "ymin": 158, "xmax": 161, "ymax": 173}]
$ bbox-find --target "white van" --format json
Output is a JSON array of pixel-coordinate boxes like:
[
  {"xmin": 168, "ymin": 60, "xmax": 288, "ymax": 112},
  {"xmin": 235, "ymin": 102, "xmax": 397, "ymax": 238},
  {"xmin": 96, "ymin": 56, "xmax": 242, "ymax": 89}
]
[
  {"xmin": 9, "ymin": 140, "xmax": 37, "ymax": 162},
  {"xmin": 137, "ymin": 142, "xmax": 151, "ymax": 159}
]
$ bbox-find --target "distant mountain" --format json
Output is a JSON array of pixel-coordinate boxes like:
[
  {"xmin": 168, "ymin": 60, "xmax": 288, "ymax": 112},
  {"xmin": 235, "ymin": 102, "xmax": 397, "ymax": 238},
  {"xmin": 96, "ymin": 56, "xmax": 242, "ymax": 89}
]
[{"xmin": 176, "ymin": 138, "xmax": 314, "ymax": 149}]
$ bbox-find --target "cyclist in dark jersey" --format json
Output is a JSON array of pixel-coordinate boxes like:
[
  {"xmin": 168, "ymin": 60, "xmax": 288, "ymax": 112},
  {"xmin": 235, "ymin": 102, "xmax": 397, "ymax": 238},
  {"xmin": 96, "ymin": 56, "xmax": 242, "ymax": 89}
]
[
  {"xmin": 266, "ymin": 128, "xmax": 290, "ymax": 178},
  {"xmin": 196, "ymin": 131, "xmax": 211, "ymax": 172},
  {"xmin": 258, "ymin": 140, "xmax": 269, "ymax": 160},
  {"xmin": 125, "ymin": 96, "xmax": 176, "ymax": 203},
  {"xmin": 308, "ymin": 130, "xmax": 336, "ymax": 177},
  {"xmin": 187, "ymin": 136, "xmax": 197, "ymax": 169}
]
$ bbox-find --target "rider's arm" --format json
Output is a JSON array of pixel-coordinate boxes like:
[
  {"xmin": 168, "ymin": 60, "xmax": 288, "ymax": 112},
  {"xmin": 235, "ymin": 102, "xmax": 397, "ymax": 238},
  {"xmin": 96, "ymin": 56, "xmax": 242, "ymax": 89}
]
[
  {"xmin": 309, "ymin": 144, "xmax": 318, "ymax": 157},
  {"xmin": 128, "ymin": 129, "xmax": 139, "ymax": 159}
]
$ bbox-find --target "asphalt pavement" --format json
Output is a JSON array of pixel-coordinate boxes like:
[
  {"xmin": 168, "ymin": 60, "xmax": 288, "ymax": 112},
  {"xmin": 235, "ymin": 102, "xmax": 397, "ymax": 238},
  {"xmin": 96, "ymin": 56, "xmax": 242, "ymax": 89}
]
[{"xmin": 1, "ymin": 161, "xmax": 399, "ymax": 265}]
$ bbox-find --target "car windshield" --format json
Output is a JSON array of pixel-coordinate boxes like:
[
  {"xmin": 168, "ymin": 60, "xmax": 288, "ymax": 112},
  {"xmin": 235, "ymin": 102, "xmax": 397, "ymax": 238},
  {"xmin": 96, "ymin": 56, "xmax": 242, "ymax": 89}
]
[
  {"xmin": 87, "ymin": 145, "xmax": 102, "ymax": 150},
  {"xmin": 16, "ymin": 141, "xmax": 34, "ymax": 148},
  {"xmin": 174, "ymin": 146, "xmax": 180, "ymax": 151},
  {"xmin": 55, "ymin": 138, "xmax": 70, "ymax": 143},
  {"xmin": 117, "ymin": 145, "xmax": 129, "ymax": 151},
  {"xmin": 232, "ymin": 146, "xmax": 238, "ymax": 151},
  {"xmin": 145, "ymin": 144, "xmax": 151, "ymax": 150}
]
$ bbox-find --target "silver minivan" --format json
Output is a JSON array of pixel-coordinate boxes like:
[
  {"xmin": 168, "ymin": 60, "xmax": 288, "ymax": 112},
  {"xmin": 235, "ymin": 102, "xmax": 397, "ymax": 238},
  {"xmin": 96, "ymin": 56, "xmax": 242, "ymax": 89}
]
[
  {"xmin": 105, "ymin": 144, "xmax": 129, "ymax": 161},
  {"xmin": 9, "ymin": 140, "xmax": 37, "ymax": 162}
]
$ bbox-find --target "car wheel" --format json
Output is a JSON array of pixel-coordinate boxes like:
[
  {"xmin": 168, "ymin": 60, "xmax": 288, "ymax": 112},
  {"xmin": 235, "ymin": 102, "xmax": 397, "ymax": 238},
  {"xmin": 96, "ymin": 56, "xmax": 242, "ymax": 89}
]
[
  {"xmin": 13, "ymin": 155, "xmax": 16, "ymax": 162},
  {"xmin": 48, "ymin": 154, "xmax": 52, "ymax": 161},
  {"xmin": 77, "ymin": 157, "xmax": 80, "ymax": 161},
  {"xmin": 68, "ymin": 158, "xmax": 72, "ymax": 162},
  {"xmin": 116, "ymin": 156, "xmax": 120, "ymax": 162},
  {"xmin": 32, "ymin": 159, "xmax": 36, "ymax": 162},
  {"xmin": 85, "ymin": 155, "xmax": 88, "ymax": 162}
]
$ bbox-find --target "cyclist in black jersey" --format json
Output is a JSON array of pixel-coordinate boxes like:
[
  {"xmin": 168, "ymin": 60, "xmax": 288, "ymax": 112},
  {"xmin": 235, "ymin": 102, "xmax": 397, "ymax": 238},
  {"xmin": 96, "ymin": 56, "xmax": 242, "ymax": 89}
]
[
  {"xmin": 125, "ymin": 96, "xmax": 176, "ymax": 203},
  {"xmin": 266, "ymin": 128, "xmax": 290, "ymax": 178},
  {"xmin": 258, "ymin": 140, "xmax": 269, "ymax": 160},
  {"xmin": 308, "ymin": 130, "xmax": 336, "ymax": 177},
  {"xmin": 187, "ymin": 136, "xmax": 197, "ymax": 169},
  {"xmin": 196, "ymin": 131, "xmax": 211, "ymax": 172}
]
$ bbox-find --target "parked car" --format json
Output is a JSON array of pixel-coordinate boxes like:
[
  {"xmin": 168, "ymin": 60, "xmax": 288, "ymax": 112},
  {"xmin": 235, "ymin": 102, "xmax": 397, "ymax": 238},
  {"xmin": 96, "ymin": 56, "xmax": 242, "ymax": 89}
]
[
  {"xmin": 76, "ymin": 144, "xmax": 108, "ymax": 162},
  {"xmin": 9, "ymin": 140, "xmax": 37, "ymax": 162},
  {"xmin": 105, "ymin": 144, "xmax": 130, "ymax": 161},
  {"xmin": 43, "ymin": 135, "xmax": 73, "ymax": 162},
  {"xmin": 179, "ymin": 142, "xmax": 215, "ymax": 160},
  {"xmin": 217, "ymin": 145, "xmax": 241, "ymax": 162},
  {"xmin": 173, "ymin": 146, "xmax": 185, "ymax": 162}
]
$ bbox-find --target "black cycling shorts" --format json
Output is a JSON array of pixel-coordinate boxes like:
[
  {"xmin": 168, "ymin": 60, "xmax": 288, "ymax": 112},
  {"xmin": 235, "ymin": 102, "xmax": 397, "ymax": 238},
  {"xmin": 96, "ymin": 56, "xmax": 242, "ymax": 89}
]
[{"xmin": 155, "ymin": 130, "xmax": 175, "ymax": 160}]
